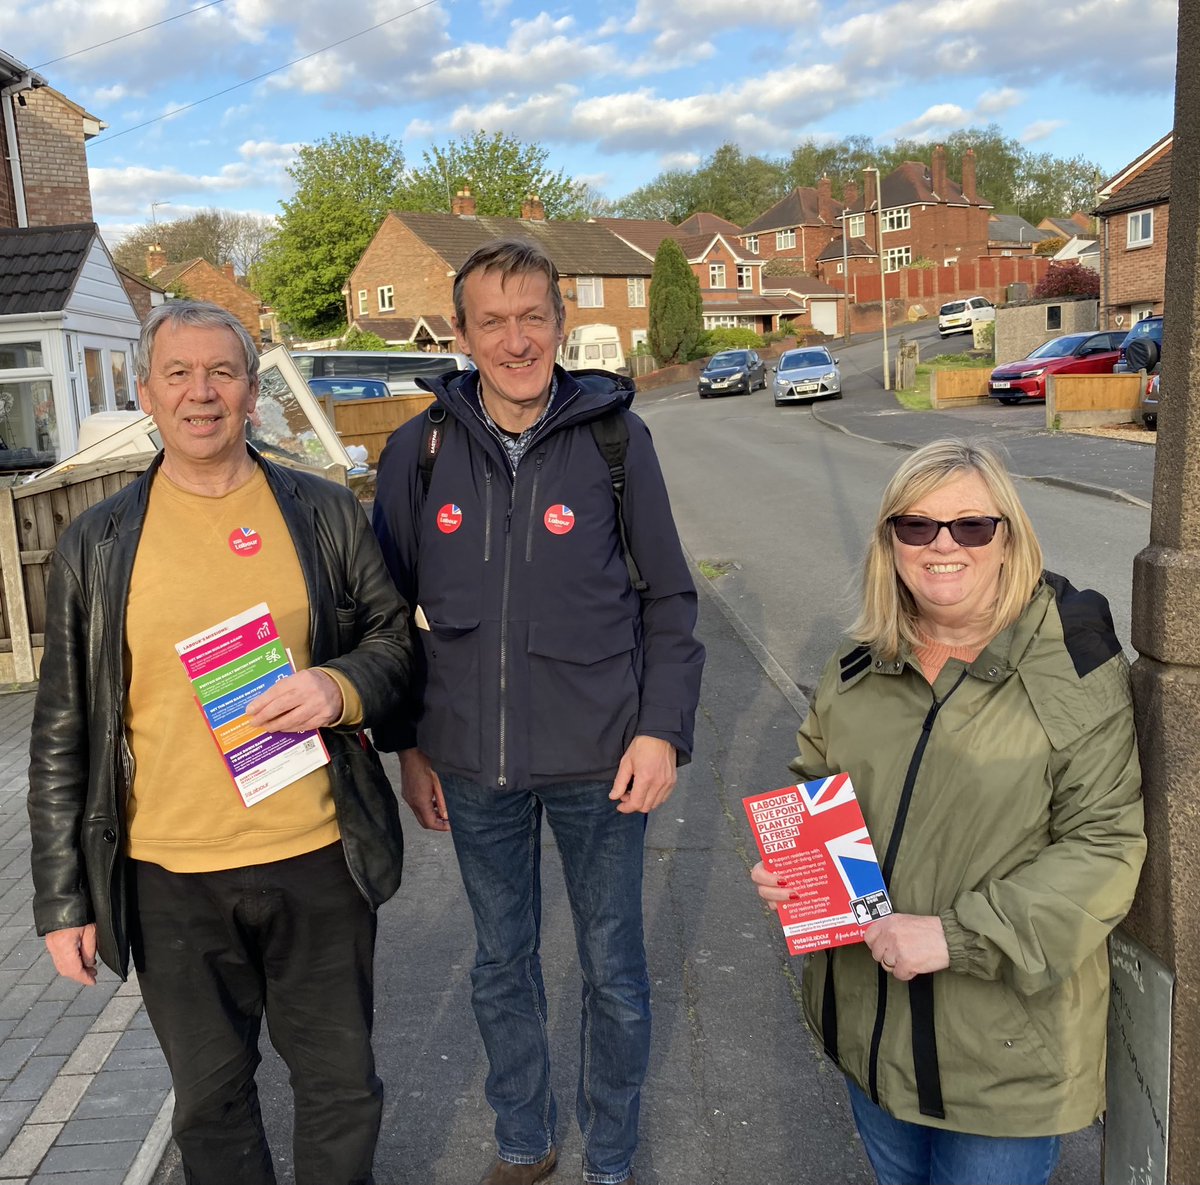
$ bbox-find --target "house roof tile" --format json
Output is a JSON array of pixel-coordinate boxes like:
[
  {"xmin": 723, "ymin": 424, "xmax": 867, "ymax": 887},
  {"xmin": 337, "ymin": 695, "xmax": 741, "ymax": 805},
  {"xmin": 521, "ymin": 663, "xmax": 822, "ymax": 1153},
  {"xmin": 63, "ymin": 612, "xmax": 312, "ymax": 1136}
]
[
  {"xmin": 396, "ymin": 213, "xmax": 653, "ymax": 275},
  {"xmin": 353, "ymin": 315, "xmax": 455, "ymax": 341},
  {"xmin": 592, "ymin": 218, "xmax": 684, "ymax": 258},
  {"xmin": 0, "ymin": 223, "xmax": 95, "ymax": 316},
  {"xmin": 816, "ymin": 235, "xmax": 875, "ymax": 262},
  {"xmin": 740, "ymin": 186, "xmax": 844, "ymax": 235},
  {"xmin": 987, "ymin": 214, "xmax": 1049, "ymax": 244},
  {"xmin": 677, "ymin": 212, "xmax": 741, "ymax": 235},
  {"xmin": 1095, "ymin": 149, "xmax": 1173, "ymax": 215}
]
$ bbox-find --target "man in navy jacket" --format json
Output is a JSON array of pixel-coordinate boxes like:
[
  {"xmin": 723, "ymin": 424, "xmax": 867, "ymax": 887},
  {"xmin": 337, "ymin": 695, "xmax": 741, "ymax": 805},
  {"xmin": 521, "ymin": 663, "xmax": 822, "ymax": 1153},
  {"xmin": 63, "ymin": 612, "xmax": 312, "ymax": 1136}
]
[{"xmin": 373, "ymin": 238, "xmax": 704, "ymax": 1185}]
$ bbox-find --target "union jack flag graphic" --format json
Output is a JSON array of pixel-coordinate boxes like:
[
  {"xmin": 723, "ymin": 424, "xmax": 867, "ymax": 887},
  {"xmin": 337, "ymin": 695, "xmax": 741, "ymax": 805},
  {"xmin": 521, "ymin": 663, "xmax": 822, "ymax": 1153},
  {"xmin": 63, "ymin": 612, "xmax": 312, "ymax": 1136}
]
[{"xmin": 798, "ymin": 772, "xmax": 856, "ymax": 815}]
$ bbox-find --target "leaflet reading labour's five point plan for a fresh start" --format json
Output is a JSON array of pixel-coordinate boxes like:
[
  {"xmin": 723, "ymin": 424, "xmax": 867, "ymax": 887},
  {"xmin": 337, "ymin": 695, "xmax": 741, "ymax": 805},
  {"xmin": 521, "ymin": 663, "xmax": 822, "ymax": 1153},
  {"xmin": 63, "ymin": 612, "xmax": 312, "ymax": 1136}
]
[
  {"xmin": 743, "ymin": 775, "xmax": 892, "ymax": 955},
  {"xmin": 175, "ymin": 603, "xmax": 329, "ymax": 808}
]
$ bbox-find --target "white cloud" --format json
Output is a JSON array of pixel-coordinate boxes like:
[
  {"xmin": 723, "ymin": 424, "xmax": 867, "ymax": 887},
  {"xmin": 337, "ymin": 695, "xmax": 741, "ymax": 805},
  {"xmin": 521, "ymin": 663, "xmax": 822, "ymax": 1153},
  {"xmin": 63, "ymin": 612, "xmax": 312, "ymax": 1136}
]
[
  {"xmin": 626, "ymin": 0, "xmax": 805, "ymax": 54},
  {"xmin": 1021, "ymin": 119, "xmax": 1066, "ymax": 143},
  {"xmin": 821, "ymin": 0, "xmax": 1176, "ymax": 93}
]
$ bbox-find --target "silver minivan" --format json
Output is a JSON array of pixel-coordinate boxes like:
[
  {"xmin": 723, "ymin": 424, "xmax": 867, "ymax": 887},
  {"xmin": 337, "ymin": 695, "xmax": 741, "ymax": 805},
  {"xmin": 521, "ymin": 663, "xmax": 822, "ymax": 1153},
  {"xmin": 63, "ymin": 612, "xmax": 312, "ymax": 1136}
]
[{"xmin": 291, "ymin": 350, "xmax": 472, "ymax": 397}]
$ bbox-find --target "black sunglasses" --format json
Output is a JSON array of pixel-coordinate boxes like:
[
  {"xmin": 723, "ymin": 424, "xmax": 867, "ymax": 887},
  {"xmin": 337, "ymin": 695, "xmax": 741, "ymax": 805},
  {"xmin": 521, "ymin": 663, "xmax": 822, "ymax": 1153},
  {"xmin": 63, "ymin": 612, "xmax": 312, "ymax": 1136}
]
[{"xmin": 888, "ymin": 515, "xmax": 1005, "ymax": 547}]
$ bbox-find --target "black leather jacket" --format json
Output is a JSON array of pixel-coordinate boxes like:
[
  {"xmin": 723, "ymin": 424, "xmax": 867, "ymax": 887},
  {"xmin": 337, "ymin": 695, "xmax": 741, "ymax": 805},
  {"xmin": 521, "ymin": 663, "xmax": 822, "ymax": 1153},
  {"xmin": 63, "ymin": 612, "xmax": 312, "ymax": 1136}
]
[{"xmin": 28, "ymin": 452, "xmax": 411, "ymax": 978}]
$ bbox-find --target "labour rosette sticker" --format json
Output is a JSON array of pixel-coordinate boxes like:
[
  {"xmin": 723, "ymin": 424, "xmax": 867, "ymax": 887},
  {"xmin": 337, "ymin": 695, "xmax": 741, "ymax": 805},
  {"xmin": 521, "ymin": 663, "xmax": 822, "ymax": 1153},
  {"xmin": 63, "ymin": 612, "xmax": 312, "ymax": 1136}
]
[
  {"xmin": 228, "ymin": 527, "xmax": 262, "ymax": 557},
  {"xmin": 544, "ymin": 505, "xmax": 575, "ymax": 535},
  {"xmin": 437, "ymin": 504, "xmax": 463, "ymax": 534}
]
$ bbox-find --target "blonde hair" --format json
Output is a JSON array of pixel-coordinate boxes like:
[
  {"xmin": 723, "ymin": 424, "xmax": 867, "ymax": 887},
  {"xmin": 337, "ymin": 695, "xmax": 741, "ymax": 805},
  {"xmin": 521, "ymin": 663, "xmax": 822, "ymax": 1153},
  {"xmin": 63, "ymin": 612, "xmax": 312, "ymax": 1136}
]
[{"xmin": 850, "ymin": 439, "xmax": 1044, "ymax": 658}]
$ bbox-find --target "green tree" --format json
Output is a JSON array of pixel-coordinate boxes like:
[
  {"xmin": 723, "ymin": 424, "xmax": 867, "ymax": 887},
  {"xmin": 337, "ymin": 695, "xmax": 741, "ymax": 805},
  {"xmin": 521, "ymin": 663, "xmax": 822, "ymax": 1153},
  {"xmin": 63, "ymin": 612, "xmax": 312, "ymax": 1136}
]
[
  {"xmin": 339, "ymin": 328, "xmax": 391, "ymax": 349},
  {"xmin": 1013, "ymin": 152, "xmax": 1102, "ymax": 225},
  {"xmin": 612, "ymin": 169, "xmax": 704, "ymax": 222},
  {"xmin": 647, "ymin": 239, "xmax": 703, "ymax": 365},
  {"xmin": 690, "ymin": 143, "xmax": 786, "ymax": 226},
  {"xmin": 257, "ymin": 132, "xmax": 407, "ymax": 336},
  {"xmin": 401, "ymin": 130, "xmax": 586, "ymax": 218}
]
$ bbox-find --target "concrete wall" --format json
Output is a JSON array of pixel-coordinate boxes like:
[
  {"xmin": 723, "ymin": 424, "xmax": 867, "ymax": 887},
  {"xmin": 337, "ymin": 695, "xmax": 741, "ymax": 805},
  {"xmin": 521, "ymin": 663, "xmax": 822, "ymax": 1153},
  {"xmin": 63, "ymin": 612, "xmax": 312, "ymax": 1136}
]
[
  {"xmin": 995, "ymin": 299, "xmax": 1099, "ymax": 365},
  {"xmin": 1045, "ymin": 372, "xmax": 1144, "ymax": 427}
]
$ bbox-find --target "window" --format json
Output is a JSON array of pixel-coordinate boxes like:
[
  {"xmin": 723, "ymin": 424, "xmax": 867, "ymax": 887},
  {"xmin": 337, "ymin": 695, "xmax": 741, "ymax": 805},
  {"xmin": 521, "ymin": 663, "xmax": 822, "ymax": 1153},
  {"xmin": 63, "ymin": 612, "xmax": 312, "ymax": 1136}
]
[
  {"xmin": 378, "ymin": 285, "xmax": 394, "ymax": 312},
  {"xmin": 1127, "ymin": 210, "xmax": 1153, "ymax": 248},
  {"xmin": 1046, "ymin": 305, "xmax": 1062, "ymax": 331},
  {"xmin": 882, "ymin": 208, "xmax": 911, "ymax": 232},
  {"xmin": 703, "ymin": 315, "xmax": 758, "ymax": 329},
  {"xmin": 847, "ymin": 214, "xmax": 865, "ymax": 238},
  {"xmin": 111, "ymin": 351, "xmax": 131, "ymax": 409},
  {"xmin": 626, "ymin": 277, "xmax": 646, "ymax": 307},
  {"xmin": 709, "ymin": 263, "xmax": 726, "ymax": 287},
  {"xmin": 737, "ymin": 266, "xmax": 752, "ymax": 290},
  {"xmin": 884, "ymin": 246, "xmax": 911, "ymax": 272},
  {"xmin": 358, "ymin": 290, "xmax": 368, "ymax": 315},
  {"xmin": 0, "ymin": 336, "xmax": 57, "ymax": 460},
  {"xmin": 836, "ymin": 262, "xmax": 844, "ymax": 274},
  {"xmin": 576, "ymin": 276, "xmax": 604, "ymax": 308},
  {"xmin": 776, "ymin": 229, "xmax": 796, "ymax": 250},
  {"xmin": 745, "ymin": 235, "xmax": 759, "ymax": 253}
]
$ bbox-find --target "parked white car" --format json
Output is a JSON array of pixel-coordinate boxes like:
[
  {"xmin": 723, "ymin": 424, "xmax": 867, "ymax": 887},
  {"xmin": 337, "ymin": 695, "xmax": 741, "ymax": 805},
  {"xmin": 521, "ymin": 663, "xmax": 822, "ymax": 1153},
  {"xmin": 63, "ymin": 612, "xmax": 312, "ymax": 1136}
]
[{"xmin": 938, "ymin": 296, "xmax": 995, "ymax": 337}]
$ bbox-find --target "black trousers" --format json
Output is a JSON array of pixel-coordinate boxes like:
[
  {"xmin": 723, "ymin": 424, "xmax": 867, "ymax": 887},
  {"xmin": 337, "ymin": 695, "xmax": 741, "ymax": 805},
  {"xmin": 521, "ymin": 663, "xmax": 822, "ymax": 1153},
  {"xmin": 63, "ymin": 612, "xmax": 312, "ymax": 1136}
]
[{"xmin": 131, "ymin": 842, "xmax": 381, "ymax": 1185}]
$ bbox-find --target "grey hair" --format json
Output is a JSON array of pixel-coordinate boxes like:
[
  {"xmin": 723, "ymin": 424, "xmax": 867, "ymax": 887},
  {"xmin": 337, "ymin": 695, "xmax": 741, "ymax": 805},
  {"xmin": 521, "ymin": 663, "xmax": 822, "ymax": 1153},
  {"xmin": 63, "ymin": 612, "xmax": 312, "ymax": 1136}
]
[
  {"xmin": 452, "ymin": 238, "xmax": 566, "ymax": 332},
  {"xmin": 135, "ymin": 300, "xmax": 259, "ymax": 384}
]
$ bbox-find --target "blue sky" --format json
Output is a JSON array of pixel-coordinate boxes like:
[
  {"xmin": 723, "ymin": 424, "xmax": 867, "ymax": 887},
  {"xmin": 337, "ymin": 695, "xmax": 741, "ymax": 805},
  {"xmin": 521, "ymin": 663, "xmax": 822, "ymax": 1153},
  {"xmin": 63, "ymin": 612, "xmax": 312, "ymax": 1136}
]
[{"xmin": 4, "ymin": 0, "xmax": 1179, "ymax": 248}]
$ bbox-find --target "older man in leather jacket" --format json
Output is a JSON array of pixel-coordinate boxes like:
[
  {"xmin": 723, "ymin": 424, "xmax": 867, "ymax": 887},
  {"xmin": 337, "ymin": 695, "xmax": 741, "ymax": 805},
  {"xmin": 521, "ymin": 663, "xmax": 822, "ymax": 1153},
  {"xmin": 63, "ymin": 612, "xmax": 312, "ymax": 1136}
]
[{"xmin": 27, "ymin": 301, "xmax": 410, "ymax": 1185}]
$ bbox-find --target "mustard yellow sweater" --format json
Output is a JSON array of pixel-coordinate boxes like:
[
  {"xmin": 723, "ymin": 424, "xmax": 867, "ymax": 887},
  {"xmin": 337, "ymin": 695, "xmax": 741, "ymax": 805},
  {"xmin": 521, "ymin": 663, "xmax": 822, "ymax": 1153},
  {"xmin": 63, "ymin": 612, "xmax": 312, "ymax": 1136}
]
[{"xmin": 124, "ymin": 468, "xmax": 357, "ymax": 871}]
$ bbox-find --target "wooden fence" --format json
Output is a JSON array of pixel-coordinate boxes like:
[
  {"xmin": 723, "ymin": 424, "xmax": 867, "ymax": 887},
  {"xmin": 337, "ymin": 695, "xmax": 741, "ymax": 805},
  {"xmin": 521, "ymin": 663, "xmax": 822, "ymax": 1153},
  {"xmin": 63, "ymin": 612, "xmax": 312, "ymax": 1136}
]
[
  {"xmin": 0, "ymin": 456, "xmax": 153, "ymax": 683},
  {"xmin": 317, "ymin": 394, "xmax": 437, "ymax": 464}
]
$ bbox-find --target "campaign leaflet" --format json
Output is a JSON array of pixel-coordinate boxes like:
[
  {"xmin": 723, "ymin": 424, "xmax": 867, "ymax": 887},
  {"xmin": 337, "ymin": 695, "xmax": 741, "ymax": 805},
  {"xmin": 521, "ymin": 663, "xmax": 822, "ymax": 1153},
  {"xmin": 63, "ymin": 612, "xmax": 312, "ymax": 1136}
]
[
  {"xmin": 743, "ymin": 774, "xmax": 892, "ymax": 956},
  {"xmin": 175, "ymin": 603, "xmax": 329, "ymax": 808}
]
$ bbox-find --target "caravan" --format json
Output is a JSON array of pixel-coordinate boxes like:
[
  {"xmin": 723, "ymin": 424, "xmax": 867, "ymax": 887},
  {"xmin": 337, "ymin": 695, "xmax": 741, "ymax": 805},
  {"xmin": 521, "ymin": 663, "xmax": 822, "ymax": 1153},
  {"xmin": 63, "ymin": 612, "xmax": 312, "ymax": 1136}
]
[{"xmin": 563, "ymin": 324, "xmax": 627, "ymax": 375}]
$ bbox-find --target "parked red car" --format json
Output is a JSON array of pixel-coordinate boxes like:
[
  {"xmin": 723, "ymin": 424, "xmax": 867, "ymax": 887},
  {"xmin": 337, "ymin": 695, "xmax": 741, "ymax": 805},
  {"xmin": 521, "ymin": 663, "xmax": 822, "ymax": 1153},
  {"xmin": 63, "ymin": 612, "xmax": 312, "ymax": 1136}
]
[{"xmin": 987, "ymin": 331, "xmax": 1126, "ymax": 404}]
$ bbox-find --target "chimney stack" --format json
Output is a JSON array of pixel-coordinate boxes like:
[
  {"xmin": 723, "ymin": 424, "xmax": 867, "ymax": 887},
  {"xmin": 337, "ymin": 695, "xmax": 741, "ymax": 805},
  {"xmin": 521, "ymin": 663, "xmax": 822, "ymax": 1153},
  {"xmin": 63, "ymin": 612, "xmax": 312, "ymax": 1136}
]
[
  {"xmin": 521, "ymin": 194, "xmax": 546, "ymax": 221},
  {"xmin": 451, "ymin": 186, "xmax": 477, "ymax": 217},
  {"xmin": 932, "ymin": 144, "xmax": 948, "ymax": 200},
  {"xmin": 817, "ymin": 175, "xmax": 832, "ymax": 208},
  {"xmin": 223, "ymin": 262, "xmax": 236, "ymax": 283},
  {"xmin": 962, "ymin": 148, "xmax": 977, "ymax": 203},
  {"xmin": 843, "ymin": 181, "xmax": 859, "ymax": 211},
  {"xmin": 146, "ymin": 243, "xmax": 167, "ymax": 276}
]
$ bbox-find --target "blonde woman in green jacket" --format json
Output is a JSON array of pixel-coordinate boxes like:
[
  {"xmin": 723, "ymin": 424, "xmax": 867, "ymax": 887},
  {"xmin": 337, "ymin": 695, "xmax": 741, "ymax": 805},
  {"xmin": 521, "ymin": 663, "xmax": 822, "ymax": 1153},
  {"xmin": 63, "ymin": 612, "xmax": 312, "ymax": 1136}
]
[{"xmin": 752, "ymin": 439, "xmax": 1145, "ymax": 1185}]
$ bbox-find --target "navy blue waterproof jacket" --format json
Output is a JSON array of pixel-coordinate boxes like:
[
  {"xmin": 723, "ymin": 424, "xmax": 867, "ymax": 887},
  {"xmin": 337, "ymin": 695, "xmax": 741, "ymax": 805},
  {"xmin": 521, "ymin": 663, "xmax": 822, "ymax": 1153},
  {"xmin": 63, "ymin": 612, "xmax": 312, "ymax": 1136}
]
[{"xmin": 372, "ymin": 366, "xmax": 705, "ymax": 790}]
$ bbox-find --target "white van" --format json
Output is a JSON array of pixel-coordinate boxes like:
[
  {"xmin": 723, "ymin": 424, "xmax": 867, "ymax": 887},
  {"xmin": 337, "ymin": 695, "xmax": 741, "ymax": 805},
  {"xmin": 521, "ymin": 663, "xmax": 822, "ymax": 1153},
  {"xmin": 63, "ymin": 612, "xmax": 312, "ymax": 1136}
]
[{"xmin": 563, "ymin": 325, "xmax": 627, "ymax": 375}]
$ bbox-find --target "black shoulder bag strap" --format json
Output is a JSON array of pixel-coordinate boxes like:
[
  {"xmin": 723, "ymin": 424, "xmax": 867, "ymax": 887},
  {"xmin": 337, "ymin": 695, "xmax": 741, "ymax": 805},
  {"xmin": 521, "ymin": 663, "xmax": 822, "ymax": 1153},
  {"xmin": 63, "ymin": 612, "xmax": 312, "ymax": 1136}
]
[
  {"xmin": 590, "ymin": 411, "xmax": 648, "ymax": 594},
  {"xmin": 418, "ymin": 402, "xmax": 447, "ymax": 499}
]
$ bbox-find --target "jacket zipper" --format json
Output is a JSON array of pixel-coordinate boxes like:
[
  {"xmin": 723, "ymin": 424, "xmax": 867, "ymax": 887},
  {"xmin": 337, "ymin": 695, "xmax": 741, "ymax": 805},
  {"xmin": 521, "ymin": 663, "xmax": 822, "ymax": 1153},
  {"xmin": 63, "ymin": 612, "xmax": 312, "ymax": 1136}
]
[
  {"xmin": 866, "ymin": 668, "xmax": 968, "ymax": 1103},
  {"xmin": 524, "ymin": 451, "xmax": 545, "ymax": 563},
  {"xmin": 497, "ymin": 477, "xmax": 517, "ymax": 787},
  {"xmin": 484, "ymin": 458, "xmax": 494, "ymax": 563}
]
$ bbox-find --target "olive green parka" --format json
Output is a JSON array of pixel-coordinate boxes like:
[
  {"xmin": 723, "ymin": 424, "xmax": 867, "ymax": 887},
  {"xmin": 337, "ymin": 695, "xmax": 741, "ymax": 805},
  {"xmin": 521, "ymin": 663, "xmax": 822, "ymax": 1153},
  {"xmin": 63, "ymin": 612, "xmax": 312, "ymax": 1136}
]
[{"xmin": 795, "ymin": 574, "xmax": 1145, "ymax": 1136}]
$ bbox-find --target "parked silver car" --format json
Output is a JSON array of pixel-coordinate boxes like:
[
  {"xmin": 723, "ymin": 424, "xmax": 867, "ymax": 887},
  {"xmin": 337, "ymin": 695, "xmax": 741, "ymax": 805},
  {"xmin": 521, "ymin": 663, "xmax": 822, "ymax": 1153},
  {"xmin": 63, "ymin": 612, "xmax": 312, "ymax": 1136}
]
[{"xmin": 772, "ymin": 346, "xmax": 842, "ymax": 405}]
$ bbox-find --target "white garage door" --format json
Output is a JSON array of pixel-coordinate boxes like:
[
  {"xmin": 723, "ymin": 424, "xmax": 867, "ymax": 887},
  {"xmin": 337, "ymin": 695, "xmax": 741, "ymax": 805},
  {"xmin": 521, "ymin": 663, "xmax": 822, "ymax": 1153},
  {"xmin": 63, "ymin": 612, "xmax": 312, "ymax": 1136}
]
[{"xmin": 810, "ymin": 301, "xmax": 838, "ymax": 336}]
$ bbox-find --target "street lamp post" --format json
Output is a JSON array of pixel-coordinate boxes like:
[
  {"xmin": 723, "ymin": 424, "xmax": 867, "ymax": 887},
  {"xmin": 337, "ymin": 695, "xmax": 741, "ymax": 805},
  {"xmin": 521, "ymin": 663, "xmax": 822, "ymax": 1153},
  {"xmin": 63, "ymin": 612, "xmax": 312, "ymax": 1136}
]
[
  {"xmin": 866, "ymin": 167, "xmax": 890, "ymax": 390},
  {"xmin": 840, "ymin": 208, "xmax": 852, "ymax": 344}
]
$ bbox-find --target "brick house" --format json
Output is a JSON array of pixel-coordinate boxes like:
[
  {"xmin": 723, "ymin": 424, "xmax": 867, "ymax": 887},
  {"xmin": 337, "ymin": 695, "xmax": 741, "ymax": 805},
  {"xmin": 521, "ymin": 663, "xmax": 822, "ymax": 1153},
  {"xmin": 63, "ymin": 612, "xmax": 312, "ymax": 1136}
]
[
  {"xmin": 347, "ymin": 192, "xmax": 654, "ymax": 352},
  {"xmin": 146, "ymin": 249, "xmax": 263, "ymax": 346},
  {"xmin": 1094, "ymin": 133, "xmax": 1172, "ymax": 328},
  {"xmin": 1, "ymin": 50, "xmax": 105, "ymax": 229},
  {"xmin": 598, "ymin": 219, "xmax": 810, "ymax": 334},
  {"xmin": 737, "ymin": 178, "xmax": 844, "ymax": 272}
]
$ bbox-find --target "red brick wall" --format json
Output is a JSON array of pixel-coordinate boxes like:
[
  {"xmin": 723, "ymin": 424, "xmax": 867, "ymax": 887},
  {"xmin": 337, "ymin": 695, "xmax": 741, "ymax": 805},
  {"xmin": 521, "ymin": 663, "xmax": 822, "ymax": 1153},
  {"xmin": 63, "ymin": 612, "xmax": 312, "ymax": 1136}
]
[
  {"xmin": 1101, "ymin": 204, "xmax": 1168, "ymax": 325},
  {"xmin": 349, "ymin": 215, "xmax": 651, "ymax": 350},
  {"xmin": 16, "ymin": 89, "xmax": 94, "ymax": 227},
  {"xmin": 0, "ymin": 111, "xmax": 17, "ymax": 228},
  {"xmin": 741, "ymin": 225, "xmax": 838, "ymax": 274},
  {"xmin": 170, "ymin": 264, "xmax": 262, "ymax": 345}
]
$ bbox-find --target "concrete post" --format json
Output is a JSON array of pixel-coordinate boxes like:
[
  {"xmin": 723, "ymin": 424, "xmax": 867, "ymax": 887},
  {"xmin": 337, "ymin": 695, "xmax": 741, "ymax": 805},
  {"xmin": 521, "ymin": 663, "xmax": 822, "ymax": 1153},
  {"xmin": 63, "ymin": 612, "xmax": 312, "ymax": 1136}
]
[{"xmin": 1127, "ymin": 2, "xmax": 1200, "ymax": 1177}]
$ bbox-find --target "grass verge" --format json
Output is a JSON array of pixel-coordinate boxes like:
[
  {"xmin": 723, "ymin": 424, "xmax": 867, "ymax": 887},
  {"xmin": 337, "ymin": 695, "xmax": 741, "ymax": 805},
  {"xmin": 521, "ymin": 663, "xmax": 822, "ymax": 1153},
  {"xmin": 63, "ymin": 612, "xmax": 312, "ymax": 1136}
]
[{"xmin": 898, "ymin": 352, "xmax": 993, "ymax": 410}]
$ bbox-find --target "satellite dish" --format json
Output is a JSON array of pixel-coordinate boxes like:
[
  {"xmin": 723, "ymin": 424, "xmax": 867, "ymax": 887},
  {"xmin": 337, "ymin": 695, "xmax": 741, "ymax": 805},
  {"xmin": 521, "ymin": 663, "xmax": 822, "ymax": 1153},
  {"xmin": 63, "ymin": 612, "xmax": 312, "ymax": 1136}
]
[{"xmin": 1115, "ymin": 314, "xmax": 1125, "ymax": 327}]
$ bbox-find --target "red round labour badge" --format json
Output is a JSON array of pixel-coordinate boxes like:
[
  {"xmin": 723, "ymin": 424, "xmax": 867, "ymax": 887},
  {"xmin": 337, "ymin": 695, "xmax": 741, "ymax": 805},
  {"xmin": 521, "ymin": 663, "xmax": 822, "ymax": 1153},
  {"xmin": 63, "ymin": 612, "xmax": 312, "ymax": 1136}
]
[
  {"xmin": 228, "ymin": 527, "xmax": 262, "ymax": 557},
  {"xmin": 437, "ymin": 504, "xmax": 464, "ymax": 534},
  {"xmin": 544, "ymin": 505, "xmax": 575, "ymax": 535}
]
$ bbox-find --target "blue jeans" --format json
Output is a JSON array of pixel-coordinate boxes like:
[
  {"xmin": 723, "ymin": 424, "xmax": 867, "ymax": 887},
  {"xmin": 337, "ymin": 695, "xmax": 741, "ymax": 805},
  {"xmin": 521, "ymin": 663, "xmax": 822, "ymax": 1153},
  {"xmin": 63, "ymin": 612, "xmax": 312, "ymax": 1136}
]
[
  {"xmin": 439, "ymin": 774, "xmax": 650, "ymax": 1185},
  {"xmin": 846, "ymin": 1079, "xmax": 1061, "ymax": 1185}
]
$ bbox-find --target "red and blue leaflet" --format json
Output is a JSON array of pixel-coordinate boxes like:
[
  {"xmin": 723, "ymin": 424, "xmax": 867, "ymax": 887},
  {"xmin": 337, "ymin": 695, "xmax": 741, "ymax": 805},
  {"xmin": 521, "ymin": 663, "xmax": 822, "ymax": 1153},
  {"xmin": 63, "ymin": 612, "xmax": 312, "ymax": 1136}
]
[{"xmin": 744, "ymin": 774, "xmax": 892, "ymax": 955}]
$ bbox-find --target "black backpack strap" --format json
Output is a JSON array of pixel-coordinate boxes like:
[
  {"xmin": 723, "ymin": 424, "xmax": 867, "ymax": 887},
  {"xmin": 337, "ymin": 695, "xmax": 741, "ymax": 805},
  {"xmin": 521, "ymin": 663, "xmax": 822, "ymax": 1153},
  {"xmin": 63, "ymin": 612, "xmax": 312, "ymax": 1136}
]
[
  {"xmin": 590, "ymin": 411, "xmax": 648, "ymax": 594},
  {"xmin": 418, "ymin": 402, "xmax": 447, "ymax": 498}
]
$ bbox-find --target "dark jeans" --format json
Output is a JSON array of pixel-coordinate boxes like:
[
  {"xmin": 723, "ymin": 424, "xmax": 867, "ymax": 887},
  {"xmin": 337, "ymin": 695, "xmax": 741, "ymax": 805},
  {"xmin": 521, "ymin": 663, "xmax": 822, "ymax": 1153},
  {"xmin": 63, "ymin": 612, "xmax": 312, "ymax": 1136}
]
[
  {"xmin": 439, "ymin": 774, "xmax": 650, "ymax": 1185},
  {"xmin": 130, "ymin": 842, "xmax": 381, "ymax": 1185},
  {"xmin": 846, "ymin": 1079, "xmax": 1062, "ymax": 1185}
]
